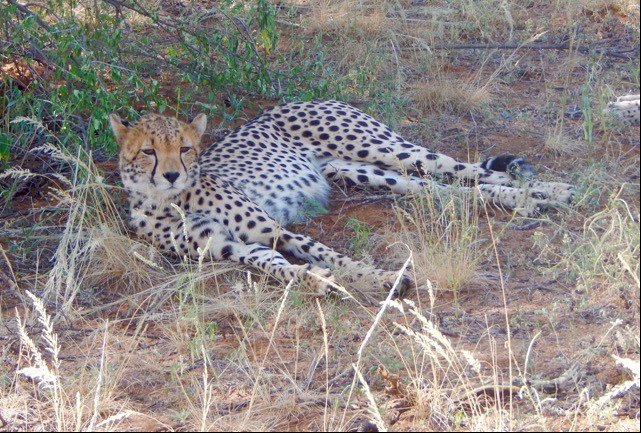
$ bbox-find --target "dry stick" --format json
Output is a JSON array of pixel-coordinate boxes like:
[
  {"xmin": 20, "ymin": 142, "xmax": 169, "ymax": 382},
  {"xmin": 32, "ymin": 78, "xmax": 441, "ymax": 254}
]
[
  {"xmin": 430, "ymin": 42, "xmax": 638, "ymax": 60},
  {"xmin": 379, "ymin": 41, "xmax": 637, "ymax": 60},
  {"xmin": 315, "ymin": 299, "xmax": 331, "ymax": 432}
]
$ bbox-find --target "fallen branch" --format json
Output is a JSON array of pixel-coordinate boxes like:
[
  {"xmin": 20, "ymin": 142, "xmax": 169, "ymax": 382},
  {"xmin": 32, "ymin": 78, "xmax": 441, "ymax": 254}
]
[
  {"xmin": 433, "ymin": 42, "xmax": 638, "ymax": 59},
  {"xmin": 385, "ymin": 40, "xmax": 638, "ymax": 60}
]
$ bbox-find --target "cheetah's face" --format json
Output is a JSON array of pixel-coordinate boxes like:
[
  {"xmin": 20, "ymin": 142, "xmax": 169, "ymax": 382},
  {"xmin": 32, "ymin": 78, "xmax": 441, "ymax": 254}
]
[{"xmin": 109, "ymin": 113, "xmax": 207, "ymax": 197}]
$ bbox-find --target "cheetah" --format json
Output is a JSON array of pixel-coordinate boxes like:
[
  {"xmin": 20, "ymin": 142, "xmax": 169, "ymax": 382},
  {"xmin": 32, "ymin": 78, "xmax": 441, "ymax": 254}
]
[{"xmin": 109, "ymin": 100, "xmax": 574, "ymax": 295}]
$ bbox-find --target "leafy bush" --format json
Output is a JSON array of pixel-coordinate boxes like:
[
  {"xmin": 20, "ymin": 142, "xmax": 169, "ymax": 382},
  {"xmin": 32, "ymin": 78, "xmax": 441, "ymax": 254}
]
[{"xmin": 0, "ymin": 0, "xmax": 348, "ymax": 160}]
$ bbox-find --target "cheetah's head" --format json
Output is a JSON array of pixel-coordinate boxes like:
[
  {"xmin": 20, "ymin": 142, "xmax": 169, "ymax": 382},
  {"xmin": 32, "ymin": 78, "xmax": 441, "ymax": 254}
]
[{"xmin": 109, "ymin": 113, "xmax": 207, "ymax": 197}]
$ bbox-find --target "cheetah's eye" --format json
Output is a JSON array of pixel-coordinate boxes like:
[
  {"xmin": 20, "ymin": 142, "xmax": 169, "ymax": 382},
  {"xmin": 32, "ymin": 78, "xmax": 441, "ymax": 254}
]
[
  {"xmin": 141, "ymin": 149, "xmax": 155, "ymax": 156},
  {"xmin": 180, "ymin": 147, "xmax": 191, "ymax": 154}
]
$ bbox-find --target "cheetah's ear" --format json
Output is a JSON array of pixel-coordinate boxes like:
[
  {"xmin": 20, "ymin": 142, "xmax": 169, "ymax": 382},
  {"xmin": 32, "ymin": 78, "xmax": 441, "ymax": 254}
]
[
  {"xmin": 189, "ymin": 113, "xmax": 207, "ymax": 142},
  {"xmin": 109, "ymin": 113, "xmax": 130, "ymax": 146}
]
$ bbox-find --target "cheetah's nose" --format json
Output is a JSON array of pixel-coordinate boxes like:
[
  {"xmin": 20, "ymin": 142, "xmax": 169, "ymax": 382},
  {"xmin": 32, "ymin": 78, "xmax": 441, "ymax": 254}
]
[{"xmin": 163, "ymin": 171, "xmax": 180, "ymax": 184}]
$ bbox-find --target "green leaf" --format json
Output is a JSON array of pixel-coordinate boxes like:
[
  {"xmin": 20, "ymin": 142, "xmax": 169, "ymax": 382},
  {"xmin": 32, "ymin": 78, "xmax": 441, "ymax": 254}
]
[{"xmin": 0, "ymin": 132, "xmax": 12, "ymax": 162}]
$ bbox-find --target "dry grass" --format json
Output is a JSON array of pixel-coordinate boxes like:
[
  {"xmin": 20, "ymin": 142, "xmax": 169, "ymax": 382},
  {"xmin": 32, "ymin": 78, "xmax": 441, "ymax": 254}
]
[
  {"xmin": 385, "ymin": 186, "xmax": 490, "ymax": 302},
  {"xmin": 544, "ymin": 127, "xmax": 588, "ymax": 155},
  {"xmin": 410, "ymin": 78, "xmax": 491, "ymax": 116},
  {"xmin": 305, "ymin": 1, "xmax": 391, "ymax": 40}
]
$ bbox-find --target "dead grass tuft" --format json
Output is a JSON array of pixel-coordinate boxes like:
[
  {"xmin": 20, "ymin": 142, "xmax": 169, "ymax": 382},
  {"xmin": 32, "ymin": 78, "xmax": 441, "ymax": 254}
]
[
  {"xmin": 383, "ymin": 185, "xmax": 491, "ymax": 303},
  {"xmin": 544, "ymin": 127, "xmax": 588, "ymax": 155},
  {"xmin": 305, "ymin": 1, "xmax": 391, "ymax": 40},
  {"xmin": 410, "ymin": 78, "xmax": 491, "ymax": 115}
]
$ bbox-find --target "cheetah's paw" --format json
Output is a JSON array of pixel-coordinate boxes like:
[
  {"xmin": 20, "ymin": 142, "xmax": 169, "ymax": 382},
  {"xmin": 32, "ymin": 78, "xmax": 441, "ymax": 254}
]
[
  {"xmin": 303, "ymin": 266, "xmax": 341, "ymax": 296},
  {"xmin": 377, "ymin": 270, "xmax": 413, "ymax": 298},
  {"xmin": 604, "ymin": 94, "xmax": 640, "ymax": 122},
  {"xmin": 516, "ymin": 183, "xmax": 575, "ymax": 216}
]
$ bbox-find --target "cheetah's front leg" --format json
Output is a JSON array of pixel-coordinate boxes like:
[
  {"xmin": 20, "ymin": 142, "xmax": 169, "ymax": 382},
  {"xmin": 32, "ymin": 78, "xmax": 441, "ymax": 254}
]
[
  {"xmin": 164, "ymin": 216, "xmax": 338, "ymax": 295},
  {"xmin": 273, "ymin": 230, "xmax": 413, "ymax": 296}
]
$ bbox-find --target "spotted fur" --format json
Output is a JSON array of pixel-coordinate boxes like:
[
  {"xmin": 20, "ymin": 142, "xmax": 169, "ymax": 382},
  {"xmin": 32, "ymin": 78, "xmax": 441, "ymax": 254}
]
[
  {"xmin": 604, "ymin": 94, "xmax": 640, "ymax": 122},
  {"xmin": 110, "ymin": 100, "xmax": 575, "ymax": 295}
]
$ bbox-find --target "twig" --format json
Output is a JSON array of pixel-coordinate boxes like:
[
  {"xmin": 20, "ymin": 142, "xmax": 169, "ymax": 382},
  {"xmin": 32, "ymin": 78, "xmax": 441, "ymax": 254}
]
[
  {"xmin": 339, "ymin": 193, "xmax": 401, "ymax": 203},
  {"xmin": 383, "ymin": 41, "xmax": 638, "ymax": 60},
  {"xmin": 508, "ymin": 220, "xmax": 542, "ymax": 231},
  {"xmin": 436, "ymin": 42, "xmax": 638, "ymax": 60}
]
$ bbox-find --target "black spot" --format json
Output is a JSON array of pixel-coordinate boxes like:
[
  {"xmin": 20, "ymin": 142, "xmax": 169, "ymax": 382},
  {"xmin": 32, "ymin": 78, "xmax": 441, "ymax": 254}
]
[{"xmin": 221, "ymin": 245, "xmax": 233, "ymax": 259}]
